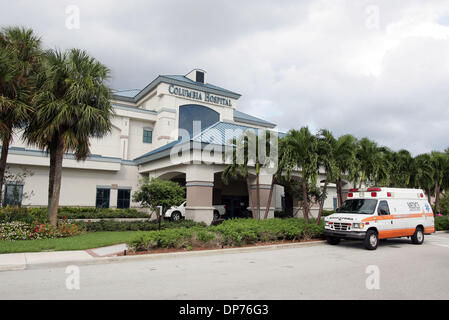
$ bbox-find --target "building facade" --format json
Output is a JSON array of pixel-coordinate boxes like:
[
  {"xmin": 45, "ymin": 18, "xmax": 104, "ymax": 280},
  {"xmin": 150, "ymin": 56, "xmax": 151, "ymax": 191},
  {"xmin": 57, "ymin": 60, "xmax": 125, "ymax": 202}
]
[{"xmin": 2, "ymin": 69, "xmax": 339, "ymax": 224}]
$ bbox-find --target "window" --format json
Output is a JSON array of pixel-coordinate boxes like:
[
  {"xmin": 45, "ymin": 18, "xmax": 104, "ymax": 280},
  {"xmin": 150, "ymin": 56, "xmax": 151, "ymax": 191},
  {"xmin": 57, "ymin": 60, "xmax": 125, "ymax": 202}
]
[
  {"xmin": 96, "ymin": 188, "xmax": 110, "ymax": 208},
  {"xmin": 178, "ymin": 104, "xmax": 219, "ymax": 136},
  {"xmin": 336, "ymin": 199, "xmax": 378, "ymax": 214},
  {"xmin": 377, "ymin": 200, "xmax": 390, "ymax": 215},
  {"xmin": 143, "ymin": 129, "xmax": 153, "ymax": 144},
  {"xmin": 3, "ymin": 183, "xmax": 23, "ymax": 207},
  {"xmin": 117, "ymin": 189, "xmax": 131, "ymax": 209},
  {"xmin": 196, "ymin": 71, "xmax": 205, "ymax": 83}
]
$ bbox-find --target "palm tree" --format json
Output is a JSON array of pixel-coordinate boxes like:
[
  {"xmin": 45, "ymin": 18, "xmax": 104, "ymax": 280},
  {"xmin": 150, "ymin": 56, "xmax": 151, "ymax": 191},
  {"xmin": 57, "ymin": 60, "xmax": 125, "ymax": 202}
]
[
  {"xmin": 356, "ymin": 137, "xmax": 383, "ymax": 188},
  {"xmin": 222, "ymin": 129, "xmax": 275, "ymax": 219},
  {"xmin": 221, "ymin": 144, "xmax": 257, "ymax": 219},
  {"xmin": 315, "ymin": 129, "xmax": 337, "ymax": 224},
  {"xmin": 413, "ymin": 153, "xmax": 434, "ymax": 203},
  {"xmin": 282, "ymin": 127, "xmax": 318, "ymax": 223},
  {"xmin": 0, "ymin": 27, "xmax": 41, "ymax": 206},
  {"xmin": 429, "ymin": 151, "xmax": 449, "ymax": 214},
  {"xmin": 263, "ymin": 131, "xmax": 285, "ymax": 220},
  {"xmin": 387, "ymin": 149, "xmax": 413, "ymax": 187},
  {"xmin": 24, "ymin": 49, "xmax": 113, "ymax": 225},
  {"xmin": 333, "ymin": 134, "xmax": 358, "ymax": 207}
]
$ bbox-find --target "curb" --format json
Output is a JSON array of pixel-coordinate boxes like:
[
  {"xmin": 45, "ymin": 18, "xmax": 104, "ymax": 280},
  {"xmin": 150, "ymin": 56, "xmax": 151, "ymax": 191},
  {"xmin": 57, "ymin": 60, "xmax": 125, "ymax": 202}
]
[{"xmin": 24, "ymin": 240, "xmax": 326, "ymax": 270}]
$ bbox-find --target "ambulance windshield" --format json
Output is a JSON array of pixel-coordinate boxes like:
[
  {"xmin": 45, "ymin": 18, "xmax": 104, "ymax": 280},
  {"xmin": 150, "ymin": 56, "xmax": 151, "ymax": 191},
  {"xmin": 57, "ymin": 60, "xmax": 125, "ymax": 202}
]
[{"xmin": 336, "ymin": 199, "xmax": 377, "ymax": 214}]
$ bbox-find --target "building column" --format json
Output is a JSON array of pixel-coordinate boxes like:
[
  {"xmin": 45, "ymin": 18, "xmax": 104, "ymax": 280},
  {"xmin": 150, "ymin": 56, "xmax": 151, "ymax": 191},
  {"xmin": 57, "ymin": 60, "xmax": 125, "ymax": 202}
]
[
  {"xmin": 185, "ymin": 165, "xmax": 214, "ymax": 225},
  {"xmin": 248, "ymin": 174, "xmax": 275, "ymax": 219}
]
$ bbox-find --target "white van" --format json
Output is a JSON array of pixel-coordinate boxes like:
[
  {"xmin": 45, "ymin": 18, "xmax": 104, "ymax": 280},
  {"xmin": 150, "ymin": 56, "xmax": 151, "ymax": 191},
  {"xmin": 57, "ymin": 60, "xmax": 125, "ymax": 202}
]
[{"xmin": 324, "ymin": 187, "xmax": 435, "ymax": 250}]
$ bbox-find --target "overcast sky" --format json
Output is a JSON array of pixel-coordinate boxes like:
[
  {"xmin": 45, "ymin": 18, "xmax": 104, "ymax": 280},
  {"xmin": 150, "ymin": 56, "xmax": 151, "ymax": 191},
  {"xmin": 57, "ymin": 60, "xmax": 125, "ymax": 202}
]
[{"xmin": 2, "ymin": 0, "xmax": 449, "ymax": 155}]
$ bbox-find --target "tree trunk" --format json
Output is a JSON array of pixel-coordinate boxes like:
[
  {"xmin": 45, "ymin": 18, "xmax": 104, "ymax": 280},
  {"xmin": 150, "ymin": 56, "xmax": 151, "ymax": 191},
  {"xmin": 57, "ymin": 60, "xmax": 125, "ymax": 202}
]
[
  {"xmin": 302, "ymin": 178, "xmax": 309, "ymax": 224},
  {"xmin": 336, "ymin": 178, "xmax": 343, "ymax": 207},
  {"xmin": 264, "ymin": 180, "xmax": 275, "ymax": 220},
  {"xmin": 434, "ymin": 180, "xmax": 440, "ymax": 214},
  {"xmin": 48, "ymin": 147, "xmax": 56, "ymax": 206},
  {"xmin": 317, "ymin": 180, "xmax": 328, "ymax": 225},
  {"xmin": 427, "ymin": 187, "xmax": 432, "ymax": 204},
  {"xmin": 246, "ymin": 177, "xmax": 256, "ymax": 219},
  {"xmin": 0, "ymin": 134, "xmax": 11, "ymax": 207},
  {"xmin": 48, "ymin": 139, "xmax": 64, "ymax": 226},
  {"xmin": 256, "ymin": 173, "xmax": 261, "ymax": 220}
]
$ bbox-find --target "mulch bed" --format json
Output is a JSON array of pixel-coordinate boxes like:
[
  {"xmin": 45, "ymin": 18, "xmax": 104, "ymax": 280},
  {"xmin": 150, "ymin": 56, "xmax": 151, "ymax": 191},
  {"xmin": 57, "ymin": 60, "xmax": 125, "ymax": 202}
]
[{"xmin": 119, "ymin": 238, "xmax": 325, "ymax": 256}]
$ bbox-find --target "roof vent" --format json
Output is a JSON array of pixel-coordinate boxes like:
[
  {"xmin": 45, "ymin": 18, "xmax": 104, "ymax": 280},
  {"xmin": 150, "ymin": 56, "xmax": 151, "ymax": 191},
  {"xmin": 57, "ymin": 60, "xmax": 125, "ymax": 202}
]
[
  {"xmin": 196, "ymin": 71, "xmax": 204, "ymax": 83},
  {"xmin": 185, "ymin": 69, "xmax": 207, "ymax": 84}
]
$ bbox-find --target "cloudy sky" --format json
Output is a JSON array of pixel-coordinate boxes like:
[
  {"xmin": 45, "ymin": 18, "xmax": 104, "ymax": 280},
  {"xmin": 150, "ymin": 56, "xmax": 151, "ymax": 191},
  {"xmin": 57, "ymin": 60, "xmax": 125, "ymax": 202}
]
[{"xmin": 2, "ymin": 0, "xmax": 449, "ymax": 155}]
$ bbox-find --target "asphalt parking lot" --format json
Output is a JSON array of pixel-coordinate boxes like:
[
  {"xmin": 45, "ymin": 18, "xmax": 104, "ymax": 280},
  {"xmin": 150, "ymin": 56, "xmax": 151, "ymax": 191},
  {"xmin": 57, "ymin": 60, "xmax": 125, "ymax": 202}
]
[{"xmin": 0, "ymin": 232, "xmax": 448, "ymax": 300}]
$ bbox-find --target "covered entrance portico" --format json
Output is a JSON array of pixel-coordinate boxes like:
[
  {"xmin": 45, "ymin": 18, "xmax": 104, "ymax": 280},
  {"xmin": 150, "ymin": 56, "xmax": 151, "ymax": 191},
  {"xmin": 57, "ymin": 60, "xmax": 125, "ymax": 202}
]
[{"xmin": 139, "ymin": 156, "xmax": 276, "ymax": 224}]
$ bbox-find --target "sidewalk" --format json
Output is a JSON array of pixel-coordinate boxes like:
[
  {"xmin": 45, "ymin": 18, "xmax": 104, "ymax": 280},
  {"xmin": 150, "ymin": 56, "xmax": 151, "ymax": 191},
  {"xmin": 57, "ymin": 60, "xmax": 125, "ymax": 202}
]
[
  {"xmin": 0, "ymin": 240, "xmax": 325, "ymax": 271},
  {"xmin": 0, "ymin": 243, "xmax": 128, "ymax": 271}
]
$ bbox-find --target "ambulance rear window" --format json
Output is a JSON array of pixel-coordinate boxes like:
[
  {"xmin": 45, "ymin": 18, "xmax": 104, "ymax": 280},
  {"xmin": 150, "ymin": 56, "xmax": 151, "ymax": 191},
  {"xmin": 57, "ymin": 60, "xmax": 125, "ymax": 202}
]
[{"xmin": 337, "ymin": 199, "xmax": 378, "ymax": 214}]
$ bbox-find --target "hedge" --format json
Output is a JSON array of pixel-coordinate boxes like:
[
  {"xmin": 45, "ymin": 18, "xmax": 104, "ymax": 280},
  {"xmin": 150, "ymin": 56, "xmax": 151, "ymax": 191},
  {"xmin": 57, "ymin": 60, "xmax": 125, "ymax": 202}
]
[
  {"xmin": 127, "ymin": 218, "xmax": 325, "ymax": 252},
  {"xmin": 435, "ymin": 216, "xmax": 449, "ymax": 231},
  {"xmin": 0, "ymin": 206, "xmax": 149, "ymax": 223},
  {"xmin": 74, "ymin": 219, "xmax": 205, "ymax": 232}
]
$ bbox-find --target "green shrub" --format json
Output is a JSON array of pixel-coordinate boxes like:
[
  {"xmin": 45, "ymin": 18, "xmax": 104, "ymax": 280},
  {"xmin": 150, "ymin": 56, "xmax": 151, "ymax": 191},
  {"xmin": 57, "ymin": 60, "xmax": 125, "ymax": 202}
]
[
  {"xmin": 322, "ymin": 210, "xmax": 335, "ymax": 217},
  {"xmin": 127, "ymin": 218, "xmax": 325, "ymax": 252},
  {"xmin": 128, "ymin": 227, "xmax": 199, "ymax": 251},
  {"xmin": 74, "ymin": 219, "xmax": 205, "ymax": 232},
  {"xmin": 0, "ymin": 221, "xmax": 80, "ymax": 241},
  {"xmin": 435, "ymin": 216, "xmax": 449, "ymax": 231},
  {"xmin": 438, "ymin": 193, "xmax": 449, "ymax": 215},
  {"xmin": 0, "ymin": 206, "xmax": 48, "ymax": 224},
  {"xmin": 0, "ymin": 206, "xmax": 149, "ymax": 223},
  {"xmin": 58, "ymin": 207, "xmax": 149, "ymax": 219}
]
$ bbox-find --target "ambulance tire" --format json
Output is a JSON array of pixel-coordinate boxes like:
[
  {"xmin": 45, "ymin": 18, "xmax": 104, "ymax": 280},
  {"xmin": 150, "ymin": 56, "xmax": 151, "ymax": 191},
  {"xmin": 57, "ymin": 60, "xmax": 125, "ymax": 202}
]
[
  {"xmin": 411, "ymin": 227, "xmax": 424, "ymax": 245},
  {"xmin": 364, "ymin": 230, "xmax": 378, "ymax": 250},
  {"xmin": 327, "ymin": 237, "xmax": 340, "ymax": 245}
]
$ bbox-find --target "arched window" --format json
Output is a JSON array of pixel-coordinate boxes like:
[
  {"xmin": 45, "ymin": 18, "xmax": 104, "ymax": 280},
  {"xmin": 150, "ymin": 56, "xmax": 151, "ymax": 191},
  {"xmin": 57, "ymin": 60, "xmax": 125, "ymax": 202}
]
[{"xmin": 179, "ymin": 104, "xmax": 219, "ymax": 136}]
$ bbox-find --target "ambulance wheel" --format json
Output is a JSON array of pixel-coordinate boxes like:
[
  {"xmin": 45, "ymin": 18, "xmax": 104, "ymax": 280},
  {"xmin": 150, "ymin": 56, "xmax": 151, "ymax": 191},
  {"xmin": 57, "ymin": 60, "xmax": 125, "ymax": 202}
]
[
  {"xmin": 411, "ymin": 227, "xmax": 424, "ymax": 245},
  {"xmin": 364, "ymin": 230, "xmax": 378, "ymax": 250},
  {"xmin": 327, "ymin": 237, "xmax": 340, "ymax": 245}
]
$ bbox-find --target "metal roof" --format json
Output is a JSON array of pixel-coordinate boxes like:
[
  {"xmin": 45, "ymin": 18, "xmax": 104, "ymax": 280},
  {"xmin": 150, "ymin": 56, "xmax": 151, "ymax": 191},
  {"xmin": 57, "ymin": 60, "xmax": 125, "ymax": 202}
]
[
  {"xmin": 134, "ymin": 121, "xmax": 281, "ymax": 165},
  {"xmin": 112, "ymin": 89, "xmax": 140, "ymax": 98},
  {"xmin": 233, "ymin": 110, "xmax": 276, "ymax": 128},
  {"xmin": 112, "ymin": 75, "xmax": 241, "ymax": 103}
]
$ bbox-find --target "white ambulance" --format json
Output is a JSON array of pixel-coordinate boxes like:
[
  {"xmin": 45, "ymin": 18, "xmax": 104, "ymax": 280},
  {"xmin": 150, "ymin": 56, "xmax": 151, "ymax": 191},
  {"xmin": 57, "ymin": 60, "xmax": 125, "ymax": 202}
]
[{"xmin": 324, "ymin": 187, "xmax": 435, "ymax": 250}]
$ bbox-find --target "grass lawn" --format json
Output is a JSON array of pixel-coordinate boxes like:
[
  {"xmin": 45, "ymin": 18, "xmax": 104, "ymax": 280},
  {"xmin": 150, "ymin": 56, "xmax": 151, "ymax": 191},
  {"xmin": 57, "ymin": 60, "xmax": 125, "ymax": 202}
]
[{"xmin": 0, "ymin": 231, "xmax": 142, "ymax": 254}]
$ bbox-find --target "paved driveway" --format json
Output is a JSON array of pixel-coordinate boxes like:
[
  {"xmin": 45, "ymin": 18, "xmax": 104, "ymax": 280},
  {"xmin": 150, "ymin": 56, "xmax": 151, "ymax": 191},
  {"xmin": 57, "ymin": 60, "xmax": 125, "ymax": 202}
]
[{"xmin": 1, "ymin": 232, "xmax": 448, "ymax": 299}]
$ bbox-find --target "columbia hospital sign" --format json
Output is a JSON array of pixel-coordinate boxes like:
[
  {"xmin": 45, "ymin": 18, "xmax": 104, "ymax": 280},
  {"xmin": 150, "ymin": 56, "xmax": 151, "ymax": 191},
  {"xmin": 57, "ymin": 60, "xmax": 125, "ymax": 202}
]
[{"xmin": 168, "ymin": 84, "xmax": 233, "ymax": 107}]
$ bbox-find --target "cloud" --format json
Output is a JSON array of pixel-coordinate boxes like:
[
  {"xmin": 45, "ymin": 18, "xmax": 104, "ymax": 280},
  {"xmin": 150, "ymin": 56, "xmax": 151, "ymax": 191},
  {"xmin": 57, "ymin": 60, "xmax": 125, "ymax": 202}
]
[{"xmin": 1, "ymin": 0, "xmax": 449, "ymax": 154}]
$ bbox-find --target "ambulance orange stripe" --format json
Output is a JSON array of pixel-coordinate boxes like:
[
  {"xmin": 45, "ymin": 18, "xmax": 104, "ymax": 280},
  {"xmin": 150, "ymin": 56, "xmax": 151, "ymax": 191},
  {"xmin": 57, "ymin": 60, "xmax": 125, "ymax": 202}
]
[
  {"xmin": 362, "ymin": 213, "xmax": 434, "ymax": 222},
  {"xmin": 378, "ymin": 226, "xmax": 435, "ymax": 239},
  {"xmin": 378, "ymin": 228, "xmax": 415, "ymax": 239},
  {"xmin": 424, "ymin": 227, "xmax": 435, "ymax": 234}
]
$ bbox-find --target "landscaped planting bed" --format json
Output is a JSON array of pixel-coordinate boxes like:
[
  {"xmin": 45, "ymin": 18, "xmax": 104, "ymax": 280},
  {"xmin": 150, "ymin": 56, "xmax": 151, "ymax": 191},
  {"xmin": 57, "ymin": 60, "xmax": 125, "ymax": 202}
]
[
  {"xmin": 0, "ymin": 206, "xmax": 149, "ymax": 223},
  {"xmin": 73, "ymin": 219, "xmax": 205, "ymax": 232},
  {"xmin": 127, "ymin": 218, "xmax": 325, "ymax": 253},
  {"xmin": 0, "ymin": 221, "xmax": 80, "ymax": 240}
]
